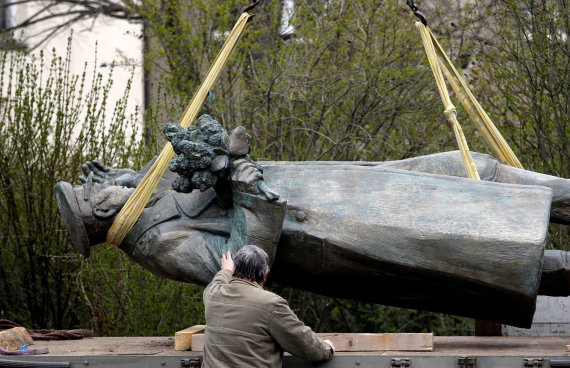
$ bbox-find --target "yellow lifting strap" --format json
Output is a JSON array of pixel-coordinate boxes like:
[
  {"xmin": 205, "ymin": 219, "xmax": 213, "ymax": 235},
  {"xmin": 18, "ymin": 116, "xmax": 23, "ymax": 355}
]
[
  {"xmin": 415, "ymin": 22, "xmax": 523, "ymax": 180},
  {"xmin": 106, "ymin": 13, "xmax": 252, "ymax": 245},
  {"xmin": 416, "ymin": 21, "xmax": 480, "ymax": 180}
]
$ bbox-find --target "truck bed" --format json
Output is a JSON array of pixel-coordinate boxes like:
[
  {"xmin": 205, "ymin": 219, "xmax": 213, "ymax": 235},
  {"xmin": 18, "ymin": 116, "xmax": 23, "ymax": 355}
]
[{"xmin": 2, "ymin": 336, "xmax": 570, "ymax": 367}]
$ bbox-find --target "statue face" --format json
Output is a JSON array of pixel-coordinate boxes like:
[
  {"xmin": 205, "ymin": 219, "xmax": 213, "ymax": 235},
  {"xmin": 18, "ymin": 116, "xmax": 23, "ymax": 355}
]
[{"xmin": 92, "ymin": 186, "xmax": 135, "ymax": 219}]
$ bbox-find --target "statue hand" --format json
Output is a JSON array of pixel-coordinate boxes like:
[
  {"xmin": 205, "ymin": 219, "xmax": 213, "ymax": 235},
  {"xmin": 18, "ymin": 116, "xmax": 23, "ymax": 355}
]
[
  {"xmin": 79, "ymin": 159, "xmax": 136, "ymax": 188},
  {"xmin": 231, "ymin": 159, "xmax": 279, "ymax": 201},
  {"xmin": 256, "ymin": 181, "xmax": 279, "ymax": 201},
  {"xmin": 231, "ymin": 158, "xmax": 262, "ymax": 194},
  {"xmin": 93, "ymin": 186, "xmax": 135, "ymax": 219}
]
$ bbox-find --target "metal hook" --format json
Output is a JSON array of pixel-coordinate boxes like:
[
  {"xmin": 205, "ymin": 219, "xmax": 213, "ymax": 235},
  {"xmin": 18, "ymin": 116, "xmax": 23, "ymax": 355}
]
[
  {"xmin": 238, "ymin": 0, "xmax": 259, "ymax": 22},
  {"xmin": 406, "ymin": 0, "xmax": 427, "ymax": 26}
]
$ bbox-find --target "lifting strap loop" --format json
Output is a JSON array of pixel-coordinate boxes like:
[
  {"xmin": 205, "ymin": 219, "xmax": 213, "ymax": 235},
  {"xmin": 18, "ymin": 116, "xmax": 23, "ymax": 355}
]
[
  {"xmin": 106, "ymin": 13, "xmax": 253, "ymax": 246},
  {"xmin": 443, "ymin": 105, "xmax": 456, "ymax": 121},
  {"xmin": 427, "ymin": 28, "xmax": 523, "ymax": 169},
  {"xmin": 415, "ymin": 19, "xmax": 524, "ymax": 181},
  {"xmin": 415, "ymin": 21, "xmax": 481, "ymax": 180}
]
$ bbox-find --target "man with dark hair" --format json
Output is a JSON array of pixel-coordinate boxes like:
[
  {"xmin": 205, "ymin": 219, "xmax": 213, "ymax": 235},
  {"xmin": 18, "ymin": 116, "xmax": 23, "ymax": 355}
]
[{"xmin": 202, "ymin": 245, "xmax": 335, "ymax": 368}]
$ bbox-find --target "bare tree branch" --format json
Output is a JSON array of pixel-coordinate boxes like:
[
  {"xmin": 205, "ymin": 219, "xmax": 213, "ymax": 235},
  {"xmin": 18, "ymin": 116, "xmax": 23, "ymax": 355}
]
[{"xmin": 2, "ymin": 0, "xmax": 142, "ymax": 49}]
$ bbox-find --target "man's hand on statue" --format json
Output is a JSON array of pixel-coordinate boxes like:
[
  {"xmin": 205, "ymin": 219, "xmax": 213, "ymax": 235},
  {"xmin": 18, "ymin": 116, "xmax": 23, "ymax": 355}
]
[
  {"xmin": 324, "ymin": 339, "xmax": 336, "ymax": 354},
  {"xmin": 79, "ymin": 160, "xmax": 136, "ymax": 188},
  {"xmin": 231, "ymin": 159, "xmax": 279, "ymax": 201},
  {"xmin": 221, "ymin": 251, "xmax": 234, "ymax": 274}
]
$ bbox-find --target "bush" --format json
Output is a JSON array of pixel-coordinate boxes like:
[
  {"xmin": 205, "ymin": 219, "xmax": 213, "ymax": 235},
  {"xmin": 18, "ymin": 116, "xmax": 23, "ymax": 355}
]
[
  {"xmin": 466, "ymin": 0, "xmax": 569, "ymax": 250},
  {"xmin": 0, "ymin": 39, "xmax": 206, "ymax": 334}
]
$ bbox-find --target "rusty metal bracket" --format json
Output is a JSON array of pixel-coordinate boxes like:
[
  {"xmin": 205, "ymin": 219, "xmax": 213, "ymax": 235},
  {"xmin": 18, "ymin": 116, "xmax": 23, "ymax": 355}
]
[
  {"xmin": 458, "ymin": 356, "xmax": 477, "ymax": 368},
  {"xmin": 524, "ymin": 358, "xmax": 544, "ymax": 368},
  {"xmin": 180, "ymin": 357, "xmax": 201, "ymax": 367},
  {"xmin": 392, "ymin": 358, "xmax": 411, "ymax": 368}
]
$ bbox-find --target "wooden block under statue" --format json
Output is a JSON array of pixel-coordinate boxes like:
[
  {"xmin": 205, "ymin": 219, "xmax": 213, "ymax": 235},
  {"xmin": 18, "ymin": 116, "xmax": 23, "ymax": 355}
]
[
  {"xmin": 189, "ymin": 332, "xmax": 433, "ymax": 352},
  {"xmin": 174, "ymin": 325, "xmax": 206, "ymax": 351}
]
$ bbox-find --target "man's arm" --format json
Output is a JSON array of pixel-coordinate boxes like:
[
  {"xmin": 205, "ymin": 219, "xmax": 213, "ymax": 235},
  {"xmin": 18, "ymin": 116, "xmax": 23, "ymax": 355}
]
[
  {"xmin": 269, "ymin": 297, "xmax": 334, "ymax": 362},
  {"xmin": 203, "ymin": 251, "xmax": 235, "ymax": 297}
]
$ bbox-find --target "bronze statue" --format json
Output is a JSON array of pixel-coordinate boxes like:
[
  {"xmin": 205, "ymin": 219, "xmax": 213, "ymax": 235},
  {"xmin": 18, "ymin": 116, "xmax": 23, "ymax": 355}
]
[{"xmin": 56, "ymin": 115, "xmax": 570, "ymax": 328}]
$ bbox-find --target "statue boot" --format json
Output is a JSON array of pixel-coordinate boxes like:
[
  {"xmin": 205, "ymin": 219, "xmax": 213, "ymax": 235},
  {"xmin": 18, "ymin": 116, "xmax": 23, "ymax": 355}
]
[
  {"xmin": 55, "ymin": 181, "xmax": 112, "ymax": 257},
  {"xmin": 54, "ymin": 160, "xmax": 141, "ymax": 257}
]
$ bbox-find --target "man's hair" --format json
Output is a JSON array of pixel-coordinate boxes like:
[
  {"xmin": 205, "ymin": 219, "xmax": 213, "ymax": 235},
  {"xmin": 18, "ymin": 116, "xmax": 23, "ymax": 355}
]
[{"xmin": 233, "ymin": 245, "xmax": 269, "ymax": 284}]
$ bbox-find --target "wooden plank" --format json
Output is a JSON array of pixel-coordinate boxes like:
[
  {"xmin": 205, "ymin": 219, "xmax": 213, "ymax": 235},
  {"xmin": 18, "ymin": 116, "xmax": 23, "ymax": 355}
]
[
  {"xmin": 0, "ymin": 327, "xmax": 34, "ymax": 351},
  {"xmin": 190, "ymin": 333, "xmax": 433, "ymax": 352},
  {"xmin": 319, "ymin": 333, "xmax": 433, "ymax": 352},
  {"xmin": 174, "ymin": 325, "xmax": 205, "ymax": 351}
]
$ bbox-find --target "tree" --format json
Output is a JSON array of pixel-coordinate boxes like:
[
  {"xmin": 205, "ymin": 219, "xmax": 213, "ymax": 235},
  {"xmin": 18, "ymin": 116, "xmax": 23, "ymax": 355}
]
[
  {"xmin": 0, "ymin": 41, "xmax": 208, "ymax": 335},
  {"xmin": 5, "ymin": 0, "xmax": 565, "ymax": 335},
  {"xmin": 3, "ymin": 0, "xmax": 463, "ymax": 158},
  {"xmin": 465, "ymin": 0, "xmax": 569, "ymax": 249},
  {"xmin": 0, "ymin": 39, "xmax": 135, "ymax": 327},
  {"xmin": 144, "ymin": 0, "xmax": 457, "ymax": 162},
  {"xmin": 0, "ymin": 1, "xmax": 141, "ymax": 49}
]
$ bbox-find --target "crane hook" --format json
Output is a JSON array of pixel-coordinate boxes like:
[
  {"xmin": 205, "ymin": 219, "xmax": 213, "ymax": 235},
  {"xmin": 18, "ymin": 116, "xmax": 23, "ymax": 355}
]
[{"xmin": 406, "ymin": 0, "xmax": 427, "ymax": 26}]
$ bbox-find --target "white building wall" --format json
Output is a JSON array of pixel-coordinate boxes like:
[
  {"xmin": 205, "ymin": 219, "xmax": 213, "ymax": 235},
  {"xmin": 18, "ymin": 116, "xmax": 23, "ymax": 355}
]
[
  {"xmin": 7, "ymin": 2, "xmax": 144, "ymax": 136},
  {"xmin": 504, "ymin": 296, "xmax": 570, "ymax": 336}
]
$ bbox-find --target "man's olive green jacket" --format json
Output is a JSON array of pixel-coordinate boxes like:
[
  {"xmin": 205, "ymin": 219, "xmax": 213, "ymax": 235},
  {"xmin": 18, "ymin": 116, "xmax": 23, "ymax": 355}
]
[{"xmin": 202, "ymin": 270, "xmax": 333, "ymax": 368}]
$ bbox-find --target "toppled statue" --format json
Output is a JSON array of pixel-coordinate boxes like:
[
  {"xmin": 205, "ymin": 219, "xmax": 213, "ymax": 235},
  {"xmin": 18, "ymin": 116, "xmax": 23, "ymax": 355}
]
[{"xmin": 55, "ymin": 115, "xmax": 570, "ymax": 328}]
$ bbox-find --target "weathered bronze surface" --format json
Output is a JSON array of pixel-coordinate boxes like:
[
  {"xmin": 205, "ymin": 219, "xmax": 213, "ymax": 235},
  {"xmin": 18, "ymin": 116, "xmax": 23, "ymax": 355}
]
[{"xmin": 55, "ymin": 118, "xmax": 570, "ymax": 328}]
